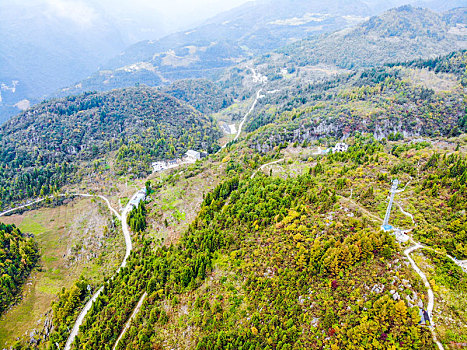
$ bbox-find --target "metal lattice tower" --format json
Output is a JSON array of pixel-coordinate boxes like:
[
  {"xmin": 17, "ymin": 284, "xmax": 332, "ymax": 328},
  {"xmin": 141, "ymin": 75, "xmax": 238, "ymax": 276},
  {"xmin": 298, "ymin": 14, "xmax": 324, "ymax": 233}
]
[{"xmin": 383, "ymin": 179, "xmax": 399, "ymax": 227}]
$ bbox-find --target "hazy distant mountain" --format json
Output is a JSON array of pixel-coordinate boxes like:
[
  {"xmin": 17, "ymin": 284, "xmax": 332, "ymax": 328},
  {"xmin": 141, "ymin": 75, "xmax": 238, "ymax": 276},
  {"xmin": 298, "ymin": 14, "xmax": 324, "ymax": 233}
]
[
  {"xmin": 104, "ymin": 0, "xmax": 374, "ymax": 70},
  {"xmin": 57, "ymin": 0, "xmax": 467, "ymax": 100},
  {"xmin": 2, "ymin": 0, "xmax": 465, "ymax": 123},
  {"xmin": 0, "ymin": 0, "xmax": 126, "ymax": 122},
  {"xmin": 56, "ymin": 0, "xmax": 380, "ymax": 97},
  {"xmin": 416, "ymin": 0, "xmax": 467, "ymax": 12},
  {"xmin": 265, "ymin": 6, "xmax": 466, "ymax": 73},
  {"xmin": 0, "ymin": 0, "xmax": 259, "ymax": 124}
]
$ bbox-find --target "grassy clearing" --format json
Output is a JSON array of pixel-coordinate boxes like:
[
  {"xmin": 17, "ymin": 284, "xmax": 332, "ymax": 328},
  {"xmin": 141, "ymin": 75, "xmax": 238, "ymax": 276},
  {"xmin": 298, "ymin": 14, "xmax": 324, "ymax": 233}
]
[
  {"xmin": 145, "ymin": 160, "xmax": 224, "ymax": 245},
  {"xmin": 0, "ymin": 197, "xmax": 124, "ymax": 347}
]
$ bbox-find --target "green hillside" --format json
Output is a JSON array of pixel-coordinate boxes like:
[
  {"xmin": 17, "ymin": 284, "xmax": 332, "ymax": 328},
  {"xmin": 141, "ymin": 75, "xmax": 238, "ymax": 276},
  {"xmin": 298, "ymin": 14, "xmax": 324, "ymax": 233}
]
[
  {"xmin": 60, "ymin": 134, "xmax": 467, "ymax": 350},
  {"xmin": 16, "ymin": 51, "xmax": 464, "ymax": 350},
  {"xmin": 243, "ymin": 51, "xmax": 467, "ymax": 152},
  {"xmin": 0, "ymin": 223, "xmax": 38, "ymax": 315},
  {"xmin": 3, "ymin": 15, "xmax": 467, "ymax": 350},
  {"xmin": 0, "ymin": 86, "xmax": 221, "ymax": 206},
  {"xmin": 160, "ymin": 79, "xmax": 234, "ymax": 114}
]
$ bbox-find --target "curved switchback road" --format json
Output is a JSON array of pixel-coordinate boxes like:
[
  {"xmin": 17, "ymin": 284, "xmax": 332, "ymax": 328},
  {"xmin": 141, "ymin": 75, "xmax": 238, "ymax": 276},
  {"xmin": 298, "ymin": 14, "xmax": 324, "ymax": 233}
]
[
  {"xmin": 66, "ymin": 156, "xmax": 204, "ymax": 348},
  {"xmin": 0, "ymin": 192, "xmax": 128, "ymax": 350},
  {"xmin": 64, "ymin": 190, "xmax": 140, "ymax": 350}
]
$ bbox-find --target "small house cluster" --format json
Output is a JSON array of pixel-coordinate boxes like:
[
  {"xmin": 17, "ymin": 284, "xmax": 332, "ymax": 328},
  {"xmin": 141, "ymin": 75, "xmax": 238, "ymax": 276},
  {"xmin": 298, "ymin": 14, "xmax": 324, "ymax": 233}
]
[
  {"xmin": 332, "ymin": 142, "xmax": 349, "ymax": 153},
  {"xmin": 151, "ymin": 150, "xmax": 207, "ymax": 173},
  {"xmin": 152, "ymin": 161, "xmax": 166, "ymax": 172},
  {"xmin": 319, "ymin": 142, "xmax": 349, "ymax": 155},
  {"xmin": 185, "ymin": 150, "xmax": 201, "ymax": 162}
]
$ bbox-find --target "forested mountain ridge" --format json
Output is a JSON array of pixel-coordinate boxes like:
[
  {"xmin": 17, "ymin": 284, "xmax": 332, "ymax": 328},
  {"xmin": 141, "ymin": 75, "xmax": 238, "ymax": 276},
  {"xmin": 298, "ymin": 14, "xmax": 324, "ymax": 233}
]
[
  {"xmin": 159, "ymin": 79, "xmax": 234, "ymax": 114},
  {"xmin": 251, "ymin": 6, "xmax": 467, "ymax": 80},
  {"xmin": 0, "ymin": 86, "xmax": 221, "ymax": 206}
]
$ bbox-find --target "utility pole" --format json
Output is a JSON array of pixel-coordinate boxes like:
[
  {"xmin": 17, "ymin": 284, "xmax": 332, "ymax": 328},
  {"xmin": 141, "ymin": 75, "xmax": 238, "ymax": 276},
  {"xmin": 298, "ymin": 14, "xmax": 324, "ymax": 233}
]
[{"xmin": 383, "ymin": 179, "xmax": 399, "ymax": 227}]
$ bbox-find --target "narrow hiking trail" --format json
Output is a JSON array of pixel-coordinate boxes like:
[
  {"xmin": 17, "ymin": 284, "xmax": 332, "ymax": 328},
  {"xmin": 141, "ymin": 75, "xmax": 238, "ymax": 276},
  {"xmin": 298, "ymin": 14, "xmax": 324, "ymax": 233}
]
[
  {"xmin": 395, "ymin": 201, "xmax": 414, "ymax": 224},
  {"xmin": 393, "ymin": 192, "xmax": 445, "ymax": 349},
  {"xmin": 112, "ymin": 292, "xmax": 147, "ymax": 350}
]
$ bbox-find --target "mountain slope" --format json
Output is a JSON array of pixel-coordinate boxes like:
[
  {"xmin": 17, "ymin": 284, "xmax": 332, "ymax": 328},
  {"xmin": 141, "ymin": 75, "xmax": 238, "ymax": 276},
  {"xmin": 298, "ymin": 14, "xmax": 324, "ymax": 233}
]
[
  {"xmin": 242, "ymin": 51, "xmax": 467, "ymax": 153},
  {"xmin": 104, "ymin": 0, "xmax": 375, "ymax": 70},
  {"xmin": 159, "ymin": 79, "xmax": 234, "ymax": 114},
  {"xmin": 57, "ymin": 0, "xmax": 383, "ymax": 97},
  {"xmin": 272, "ymin": 6, "xmax": 467, "ymax": 71},
  {"xmin": 58, "ymin": 48, "xmax": 467, "ymax": 347},
  {"xmin": 0, "ymin": 87, "xmax": 221, "ymax": 206},
  {"xmin": 61, "ymin": 4, "xmax": 467, "ymax": 102},
  {"xmin": 0, "ymin": 223, "xmax": 38, "ymax": 316}
]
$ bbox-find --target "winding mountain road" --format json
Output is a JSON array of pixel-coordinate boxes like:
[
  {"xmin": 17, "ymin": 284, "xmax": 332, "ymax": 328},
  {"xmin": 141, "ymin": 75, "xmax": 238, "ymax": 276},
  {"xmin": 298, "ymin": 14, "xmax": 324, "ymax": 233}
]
[
  {"xmin": 404, "ymin": 244, "xmax": 444, "ymax": 350},
  {"xmin": 392, "ymin": 192, "xmax": 445, "ymax": 349},
  {"xmin": 0, "ymin": 192, "xmax": 128, "ymax": 350},
  {"xmin": 222, "ymin": 88, "xmax": 263, "ymax": 149},
  {"xmin": 64, "ymin": 191, "xmax": 138, "ymax": 350}
]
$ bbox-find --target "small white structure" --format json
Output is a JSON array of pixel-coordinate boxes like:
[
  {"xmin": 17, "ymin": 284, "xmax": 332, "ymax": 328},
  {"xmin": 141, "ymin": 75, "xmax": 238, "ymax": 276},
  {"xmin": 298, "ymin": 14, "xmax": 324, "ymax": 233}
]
[
  {"xmin": 185, "ymin": 150, "xmax": 201, "ymax": 162},
  {"xmin": 152, "ymin": 161, "xmax": 166, "ymax": 172},
  {"xmin": 129, "ymin": 189, "xmax": 147, "ymax": 208},
  {"xmin": 394, "ymin": 229, "xmax": 410, "ymax": 243},
  {"xmin": 332, "ymin": 143, "xmax": 349, "ymax": 153}
]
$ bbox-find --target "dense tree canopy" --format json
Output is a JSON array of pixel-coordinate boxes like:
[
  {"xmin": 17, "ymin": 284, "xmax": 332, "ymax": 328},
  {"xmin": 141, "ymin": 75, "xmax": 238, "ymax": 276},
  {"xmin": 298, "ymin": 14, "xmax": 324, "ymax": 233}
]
[{"xmin": 0, "ymin": 223, "xmax": 38, "ymax": 315}]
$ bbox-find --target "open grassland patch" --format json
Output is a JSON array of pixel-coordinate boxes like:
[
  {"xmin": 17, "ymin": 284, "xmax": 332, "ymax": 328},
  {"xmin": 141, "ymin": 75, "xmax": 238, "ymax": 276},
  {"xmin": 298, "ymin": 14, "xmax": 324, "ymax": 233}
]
[{"xmin": 0, "ymin": 197, "xmax": 124, "ymax": 347}]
